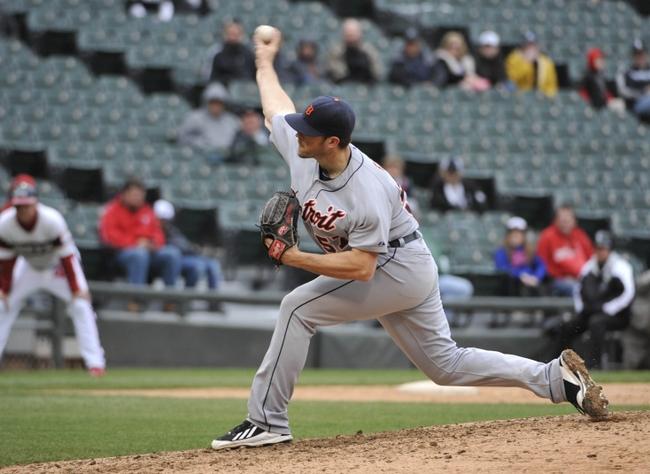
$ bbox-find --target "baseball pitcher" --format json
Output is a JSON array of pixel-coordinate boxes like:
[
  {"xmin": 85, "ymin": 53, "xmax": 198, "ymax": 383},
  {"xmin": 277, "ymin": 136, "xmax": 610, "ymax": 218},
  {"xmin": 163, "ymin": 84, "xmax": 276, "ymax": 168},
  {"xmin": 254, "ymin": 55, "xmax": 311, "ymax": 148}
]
[
  {"xmin": 0, "ymin": 175, "xmax": 105, "ymax": 375},
  {"xmin": 211, "ymin": 27, "xmax": 608, "ymax": 449}
]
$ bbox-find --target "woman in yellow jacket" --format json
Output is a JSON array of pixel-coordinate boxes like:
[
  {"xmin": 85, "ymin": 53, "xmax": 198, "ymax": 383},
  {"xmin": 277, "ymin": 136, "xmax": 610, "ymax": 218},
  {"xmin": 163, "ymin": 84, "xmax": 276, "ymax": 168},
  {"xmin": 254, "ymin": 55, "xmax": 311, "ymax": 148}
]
[{"xmin": 506, "ymin": 31, "xmax": 558, "ymax": 97}]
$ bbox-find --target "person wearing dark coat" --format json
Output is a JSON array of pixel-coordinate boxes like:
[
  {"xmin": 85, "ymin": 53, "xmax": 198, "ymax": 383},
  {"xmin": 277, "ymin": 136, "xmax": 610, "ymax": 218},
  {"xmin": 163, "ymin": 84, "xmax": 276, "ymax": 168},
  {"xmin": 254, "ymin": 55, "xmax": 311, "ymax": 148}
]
[
  {"xmin": 173, "ymin": 0, "xmax": 209, "ymax": 15},
  {"xmin": 616, "ymin": 39, "xmax": 650, "ymax": 120},
  {"xmin": 545, "ymin": 231, "xmax": 635, "ymax": 368},
  {"xmin": 388, "ymin": 28, "xmax": 433, "ymax": 87},
  {"xmin": 475, "ymin": 31, "xmax": 508, "ymax": 88},
  {"xmin": 580, "ymin": 48, "xmax": 615, "ymax": 109},
  {"xmin": 209, "ymin": 21, "xmax": 256, "ymax": 84},
  {"xmin": 288, "ymin": 40, "xmax": 323, "ymax": 86},
  {"xmin": 430, "ymin": 157, "xmax": 487, "ymax": 213},
  {"xmin": 431, "ymin": 31, "xmax": 476, "ymax": 88}
]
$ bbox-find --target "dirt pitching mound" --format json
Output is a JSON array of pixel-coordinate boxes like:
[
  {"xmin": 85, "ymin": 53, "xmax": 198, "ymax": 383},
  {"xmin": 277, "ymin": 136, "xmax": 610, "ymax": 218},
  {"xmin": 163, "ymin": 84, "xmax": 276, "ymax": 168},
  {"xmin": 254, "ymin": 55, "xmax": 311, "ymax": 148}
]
[{"xmin": 3, "ymin": 411, "xmax": 649, "ymax": 473}]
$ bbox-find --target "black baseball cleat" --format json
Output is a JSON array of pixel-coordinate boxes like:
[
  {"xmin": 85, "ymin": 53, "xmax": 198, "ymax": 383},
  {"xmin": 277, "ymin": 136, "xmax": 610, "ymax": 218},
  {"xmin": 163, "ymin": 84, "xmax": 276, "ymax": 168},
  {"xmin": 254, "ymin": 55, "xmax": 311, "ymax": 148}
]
[
  {"xmin": 560, "ymin": 349, "xmax": 609, "ymax": 419},
  {"xmin": 211, "ymin": 420, "xmax": 293, "ymax": 450}
]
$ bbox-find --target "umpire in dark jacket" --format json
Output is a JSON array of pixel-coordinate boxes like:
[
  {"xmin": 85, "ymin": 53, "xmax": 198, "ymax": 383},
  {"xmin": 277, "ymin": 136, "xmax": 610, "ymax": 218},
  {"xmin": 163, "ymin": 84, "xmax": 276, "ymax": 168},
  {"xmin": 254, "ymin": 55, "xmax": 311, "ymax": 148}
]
[
  {"xmin": 547, "ymin": 231, "xmax": 635, "ymax": 368},
  {"xmin": 430, "ymin": 157, "xmax": 487, "ymax": 213}
]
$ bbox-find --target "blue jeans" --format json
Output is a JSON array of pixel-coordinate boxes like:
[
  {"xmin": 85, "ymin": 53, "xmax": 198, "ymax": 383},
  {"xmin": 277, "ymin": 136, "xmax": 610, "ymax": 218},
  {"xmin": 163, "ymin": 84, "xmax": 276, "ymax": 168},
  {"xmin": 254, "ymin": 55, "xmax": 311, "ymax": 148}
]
[
  {"xmin": 550, "ymin": 278, "xmax": 579, "ymax": 297},
  {"xmin": 439, "ymin": 274, "xmax": 474, "ymax": 299},
  {"xmin": 115, "ymin": 246, "xmax": 182, "ymax": 286},
  {"xmin": 181, "ymin": 255, "xmax": 221, "ymax": 289},
  {"xmin": 633, "ymin": 94, "xmax": 650, "ymax": 118},
  {"xmin": 438, "ymin": 274, "xmax": 474, "ymax": 324}
]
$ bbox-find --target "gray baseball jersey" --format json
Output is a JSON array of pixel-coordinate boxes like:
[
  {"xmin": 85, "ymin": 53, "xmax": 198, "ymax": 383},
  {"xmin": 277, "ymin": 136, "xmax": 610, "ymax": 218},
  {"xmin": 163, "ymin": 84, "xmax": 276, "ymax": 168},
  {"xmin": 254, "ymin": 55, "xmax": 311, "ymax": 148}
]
[
  {"xmin": 245, "ymin": 112, "xmax": 567, "ymax": 435},
  {"xmin": 270, "ymin": 114, "xmax": 418, "ymax": 260}
]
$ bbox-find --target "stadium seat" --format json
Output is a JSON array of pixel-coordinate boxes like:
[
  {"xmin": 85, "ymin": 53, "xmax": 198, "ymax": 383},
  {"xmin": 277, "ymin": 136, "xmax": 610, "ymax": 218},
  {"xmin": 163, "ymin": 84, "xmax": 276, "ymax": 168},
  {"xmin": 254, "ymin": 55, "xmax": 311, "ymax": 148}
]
[{"xmin": 2, "ymin": 0, "xmax": 649, "ymax": 277}]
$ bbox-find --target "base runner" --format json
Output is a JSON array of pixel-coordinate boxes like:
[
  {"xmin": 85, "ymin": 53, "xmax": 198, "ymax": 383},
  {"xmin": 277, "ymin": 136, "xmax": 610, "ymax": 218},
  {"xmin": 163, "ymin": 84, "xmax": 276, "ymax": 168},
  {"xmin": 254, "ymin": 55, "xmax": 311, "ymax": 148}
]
[
  {"xmin": 211, "ymin": 27, "xmax": 609, "ymax": 449},
  {"xmin": 0, "ymin": 175, "xmax": 105, "ymax": 374}
]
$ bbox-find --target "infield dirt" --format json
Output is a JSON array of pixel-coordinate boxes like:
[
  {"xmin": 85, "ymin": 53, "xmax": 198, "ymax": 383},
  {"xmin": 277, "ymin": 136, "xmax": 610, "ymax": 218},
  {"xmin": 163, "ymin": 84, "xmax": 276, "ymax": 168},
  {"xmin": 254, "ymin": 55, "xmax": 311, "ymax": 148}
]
[
  {"xmin": 73, "ymin": 382, "xmax": 650, "ymax": 405},
  {"xmin": 2, "ymin": 410, "xmax": 649, "ymax": 473}
]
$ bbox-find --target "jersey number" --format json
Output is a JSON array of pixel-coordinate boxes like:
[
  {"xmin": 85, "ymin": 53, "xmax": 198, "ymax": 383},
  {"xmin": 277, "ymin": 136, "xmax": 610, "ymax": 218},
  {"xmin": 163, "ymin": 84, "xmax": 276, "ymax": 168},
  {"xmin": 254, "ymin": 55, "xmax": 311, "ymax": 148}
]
[
  {"xmin": 316, "ymin": 235, "xmax": 348, "ymax": 253},
  {"xmin": 399, "ymin": 187, "xmax": 414, "ymax": 215}
]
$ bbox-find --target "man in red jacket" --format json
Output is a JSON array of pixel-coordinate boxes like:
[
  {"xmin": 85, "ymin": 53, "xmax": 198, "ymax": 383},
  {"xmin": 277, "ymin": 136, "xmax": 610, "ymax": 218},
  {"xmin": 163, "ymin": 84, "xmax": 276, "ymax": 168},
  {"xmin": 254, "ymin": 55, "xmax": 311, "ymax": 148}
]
[
  {"xmin": 99, "ymin": 179, "xmax": 181, "ymax": 287},
  {"xmin": 537, "ymin": 205, "xmax": 594, "ymax": 296}
]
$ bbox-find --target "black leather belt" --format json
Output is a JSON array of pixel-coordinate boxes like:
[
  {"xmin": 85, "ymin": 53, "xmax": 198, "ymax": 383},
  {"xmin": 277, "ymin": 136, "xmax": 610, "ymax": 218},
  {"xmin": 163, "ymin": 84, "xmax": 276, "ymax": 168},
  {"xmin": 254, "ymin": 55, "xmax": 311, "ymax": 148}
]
[{"xmin": 388, "ymin": 230, "xmax": 422, "ymax": 248}]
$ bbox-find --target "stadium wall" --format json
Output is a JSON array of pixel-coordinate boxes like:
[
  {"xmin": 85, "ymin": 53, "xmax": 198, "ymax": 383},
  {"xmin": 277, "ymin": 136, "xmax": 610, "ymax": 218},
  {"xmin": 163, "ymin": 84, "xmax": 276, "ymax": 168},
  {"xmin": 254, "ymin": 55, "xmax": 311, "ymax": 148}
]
[{"xmin": 97, "ymin": 317, "xmax": 544, "ymax": 368}]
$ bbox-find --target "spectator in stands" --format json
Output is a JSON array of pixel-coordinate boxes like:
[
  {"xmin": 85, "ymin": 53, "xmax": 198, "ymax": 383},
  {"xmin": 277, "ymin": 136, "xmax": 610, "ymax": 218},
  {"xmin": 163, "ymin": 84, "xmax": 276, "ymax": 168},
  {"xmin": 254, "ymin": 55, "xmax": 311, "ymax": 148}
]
[
  {"xmin": 475, "ymin": 31, "xmax": 509, "ymax": 89},
  {"xmin": 388, "ymin": 28, "xmax": 434, "ymax": 87},
  {"xmin": 426, "ymin": 239, "xmax": 474, "ymax": 325},
  {"xmin": 546, "ymin": 231, "xmax": 634, "ymax": 368},
  {"xmin": 616, "ymin": 39, "xmax": 650, "ymax": 121},
  {"xmin": 209, "ymin": 20, "xmax": 256, "ymax": 84},
  {"xmin": 288, "ymin": 40, "xmax": 323, "ymax": 86},
  {"xmin": 505, "ymin": 31, "xmax": 558, "ymax": 97},
  {"xmin": 227, "ymin": 109, "xmax": 269, "ymax": 164},
  {"xmin": 99, "ymin": 179, "xmax": 181, "ymax": 288},
  {"xmin": 580, "ymin": 48, "xmax": 624, "ymax": 112},
  {"xmin": 430, "ymin": 157, "xmax": 487, "ymax": 213},
  {"xmin": 383, "ymin": 154, "xmax": 411, "ymax": 196},
  {"xmin": 327, "ymin": 18, "xmax": 383, "ymax": 84},
  {"xmin": 173, "ymin": 0, "xmax": 209, "ymax": 16},
  {"xmin": 153, "ymin": 200, "xmax": 222, "ymax": 291},
  {"xmin": 537, "ymin": 205, "xmax": 593, "ymax": 296},
  {"xmin": 382, "ymin": 154, "xmax": 417, "ymax": 216},
  {"xmin": 127, "ymin": 0, "xmax": 174, "ymax": 21},
  {"xmin": 432, "ymin": 31, "xmax": 488, "ymax": 91},
  {"xmin": 494, "ymin": 216, "xmax": 546, "ymax": 296},
  {"xmin": 178, "ymin": 83, "xmax": 239, "ymax": 163}
]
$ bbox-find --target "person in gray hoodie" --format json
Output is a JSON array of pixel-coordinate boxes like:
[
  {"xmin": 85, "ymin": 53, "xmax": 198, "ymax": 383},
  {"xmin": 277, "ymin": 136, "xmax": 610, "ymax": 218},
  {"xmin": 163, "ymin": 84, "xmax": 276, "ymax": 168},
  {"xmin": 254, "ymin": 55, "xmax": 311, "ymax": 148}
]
[{"xmin": 178, "ymin": 83, "xmax": 240, "ymax": 163}]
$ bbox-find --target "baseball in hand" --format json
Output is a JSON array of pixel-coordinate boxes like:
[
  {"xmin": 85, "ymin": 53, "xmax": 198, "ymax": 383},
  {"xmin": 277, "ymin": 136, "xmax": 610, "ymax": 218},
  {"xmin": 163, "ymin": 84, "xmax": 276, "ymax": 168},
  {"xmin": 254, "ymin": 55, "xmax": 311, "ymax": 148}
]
[{"xmin": 255, "ymin": 25, "xmax": 275, "ymax": 44}]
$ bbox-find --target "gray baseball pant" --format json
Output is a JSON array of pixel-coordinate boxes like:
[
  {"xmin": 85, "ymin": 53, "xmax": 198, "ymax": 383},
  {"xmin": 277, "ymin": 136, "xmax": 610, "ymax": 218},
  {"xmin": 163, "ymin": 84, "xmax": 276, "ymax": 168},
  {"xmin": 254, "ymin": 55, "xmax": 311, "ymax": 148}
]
[{"xmin": 247, "ymin": 240, "xmax": 566, "ymax": 435}]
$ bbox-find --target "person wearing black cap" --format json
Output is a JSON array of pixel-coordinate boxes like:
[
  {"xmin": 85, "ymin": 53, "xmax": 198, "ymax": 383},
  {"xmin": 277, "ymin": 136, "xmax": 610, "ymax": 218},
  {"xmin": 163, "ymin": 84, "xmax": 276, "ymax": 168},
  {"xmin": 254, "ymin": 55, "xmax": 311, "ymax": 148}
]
[
  {"xmin": 505, "ymin": 31, "xmax": 558, "ymax": 97},
  {"xmin": 616, "ymin": 39, "xmax": 650, "ymax": 120},
  {"xmin": 430, "ymin": 157, "xmax": 487, "ymax": 213},
  {"xmin": 547, "ymin": 231, "xmax": 635, "ymax": 368},
  {"xmin": 388, "ymin": 28, "xmax": 434, "ymax": 87},
  {"xmin": 211, "ymin": 25, "xmax": 609, "ymax": 450}
]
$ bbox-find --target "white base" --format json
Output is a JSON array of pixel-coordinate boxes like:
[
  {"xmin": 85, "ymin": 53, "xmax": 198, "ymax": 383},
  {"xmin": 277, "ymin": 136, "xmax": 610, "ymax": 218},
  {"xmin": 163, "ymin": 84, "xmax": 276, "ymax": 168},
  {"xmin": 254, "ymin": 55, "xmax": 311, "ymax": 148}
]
[{"xmin": 397, "ymin": 380, "xmax": 480, "ymax": 395}]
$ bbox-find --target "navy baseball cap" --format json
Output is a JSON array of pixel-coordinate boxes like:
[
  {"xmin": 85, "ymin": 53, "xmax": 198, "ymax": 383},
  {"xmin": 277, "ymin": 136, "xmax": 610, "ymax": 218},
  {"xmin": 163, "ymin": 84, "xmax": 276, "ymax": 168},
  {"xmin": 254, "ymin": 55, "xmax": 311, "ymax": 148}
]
[
  {"xmin": 285, "ymin": 96, "xmax": 356, "ymax": 142},
  {"xmin": 594, "ymin": 230, "xmax": 613, "ymax": 249},
  {"xmin": 522, "ymin": 31, "xmax": 537, "ymax": 44}
]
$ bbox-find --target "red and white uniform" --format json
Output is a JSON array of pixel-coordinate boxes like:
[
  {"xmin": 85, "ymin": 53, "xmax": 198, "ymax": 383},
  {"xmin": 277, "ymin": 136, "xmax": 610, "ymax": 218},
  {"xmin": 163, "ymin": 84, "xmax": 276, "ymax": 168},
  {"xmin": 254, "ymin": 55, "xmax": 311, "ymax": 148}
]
[{"xmin": 0, "ymin": 204, "xmax": 105, "ymax": 369}]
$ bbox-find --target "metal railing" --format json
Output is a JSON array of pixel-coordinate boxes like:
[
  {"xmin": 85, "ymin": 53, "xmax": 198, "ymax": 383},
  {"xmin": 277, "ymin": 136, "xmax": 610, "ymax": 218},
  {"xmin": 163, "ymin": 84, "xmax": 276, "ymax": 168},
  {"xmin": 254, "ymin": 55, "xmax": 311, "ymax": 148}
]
[{"xmin": 36, "ymin": 282, "xmax": 575, "ymax": 368}]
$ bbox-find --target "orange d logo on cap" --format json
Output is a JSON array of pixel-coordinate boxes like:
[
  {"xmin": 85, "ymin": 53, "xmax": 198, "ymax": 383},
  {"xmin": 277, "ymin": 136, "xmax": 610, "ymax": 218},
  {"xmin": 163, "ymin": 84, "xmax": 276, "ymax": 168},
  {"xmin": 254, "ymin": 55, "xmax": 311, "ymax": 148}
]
[{"xmin": 305, "ymin": 104, "xmax": 314, "ymax": 116}]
